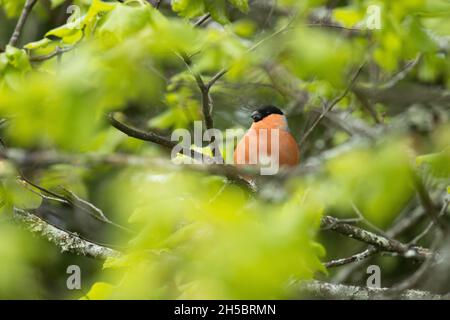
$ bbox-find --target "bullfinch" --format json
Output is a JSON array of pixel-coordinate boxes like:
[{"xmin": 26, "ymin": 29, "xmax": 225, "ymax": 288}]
[{"xmin": 234, "ymin": 105, "xmax": 300, "ymax": 170}]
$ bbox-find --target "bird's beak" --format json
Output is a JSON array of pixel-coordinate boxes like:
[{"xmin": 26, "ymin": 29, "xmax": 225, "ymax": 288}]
[{"xmin": 251, "ymin": 111, "xmax": 263, "ymax": 122}]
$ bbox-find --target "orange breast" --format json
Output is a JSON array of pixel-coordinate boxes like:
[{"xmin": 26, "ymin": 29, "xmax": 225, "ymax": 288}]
[{"xmin": 234, "ymin": 127, "xmax": 300, "ymax": 168}]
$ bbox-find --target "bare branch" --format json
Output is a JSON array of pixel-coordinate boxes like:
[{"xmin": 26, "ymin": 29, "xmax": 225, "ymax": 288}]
[
  {"xmin": 108, "ymin": 113, "xmax": 255, "ymax": 190},
  {"xmin": 108, "ymin": 112, "xmax": 177, "ymax": 149},
  {"xmin": 306, "ymin": 23, "xmax": 368, "ymax": 36},
  {"xmin": 3, "ymin": 147, "xmax": 256, "ymax": 192},
  {"xmin": 299, "ymin": 61, "xmax": 366, "ymax": 147},
  {"xmin": 414, "ymin": 174, "xmax": 447, "ymax": 233},
  {"xmin": 378, "ymin": 53, "xmax": 422, "ymax": 90},
  {"xmin": 296, "ymin": 280, "xmax": 449, "ymax": 300},
  {"xmin": 194, "ymin": 13, "xmax": 211, "ymax": 27},
  {"xmin": 2, "ymin": 147, "xmax": 168, "ymax": 168},
  {"xmin": 331, "ymin": 206, "xmax": 426, "ymax": 281},
  {"xmin": 108, "ymin": 111, "xmax": 221, "ymax": 163},
  {"xmin": 207, "ymin": 69, "xmax": 228, "ymax": 89},
  {"xmin": 155, "ymin": 0, "xmax": 163, "ymax": 9},
  {"xmin": 324, "ymin": 248, "xmax": 376, "ymax": 268},
  {"xmin": 13, "ymin": 207, "xmax": 120, "ymax": 260},
  {"xmin": 351, "ymin": 202, "xmax": 387, "ymax": 236},
  {"xmin": 29, "ymin": 45, "xmax": 75, "ymax": 62},
  {"xmin": 392, "ymin": 234, "xmax": 442, "ymax": 293},
  {"xmin": 321, "ymin": 215, "xmax": 433, "ymax": 261},
  {"xmin": 8, "ymin": 0, "xmax": 38, "ymax": 47},
  {"xmin": 195, "ymin": 74, "xmax": 215, "ymax": 131},
  {"xmin": 179, "ymin": 55, "xmax": 224, "ymax": 161},
  {"xmin": 410, "ymin": 199, "xmax": 449, "ymax": 245},
  {"xmin": 59, "ymin": 187, "xmax": 135, "ymax": 234}
]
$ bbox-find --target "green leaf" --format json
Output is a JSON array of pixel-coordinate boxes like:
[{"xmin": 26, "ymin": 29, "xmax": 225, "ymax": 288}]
[
  {"xmin": 416, "ymin": 150, "xmax": 450, "ymax": 178},
  {"xmin": 4, "ymin": 45, "xmax": 31, "ymax": 71},
  {"xmin": 171, "ymin": 0, "xmax": 205, "ymax": 18},
  {"xmin": 0, "ymin": 45, "xmax": 31, "ymax": 90},
  {"xmin": 82, "ymin": 282, "xmax": 115, "ymax": 300},
  {"xmin": 332, "ymin": 7, "xmax": 364, "ymax": 28},
  {"xmin": 24, "ymin": 38, "xmax": 52, "ymax": 50},
  {"xmin": 205, "ymin": 0, "xmax": 229, "ymax": 24},
  {"xmin": 96, "ymin": 4, "xmax": 153, "ymax": 46},
  {"xmin": 228, "ymin": 0, "xmax": 249, "ymax": 13},
  {"xmin": 45, "ymin": 25, "xmax": 84, "ymax": 44}
]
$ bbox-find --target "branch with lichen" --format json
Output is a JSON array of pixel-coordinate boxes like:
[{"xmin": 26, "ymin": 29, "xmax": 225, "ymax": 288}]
[
  {"xmin": 297, "ymin": 280, "xmax": 449, "ymax": 300},
  {"xmin": 12, "ymin": 205, "xmax": 446, "ymax": 299},
  {"xmin": 321, "ymin": 215, "xmax": 433, "ymax": 261},
  {"xmin": 13, "ymin": 207, "xmax": 121, "ymax": 260}
]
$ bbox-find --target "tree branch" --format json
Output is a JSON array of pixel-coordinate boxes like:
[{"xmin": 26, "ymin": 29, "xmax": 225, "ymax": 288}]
[
  {"xmin": 297, "ymin": 280, "xmax": 449, "ymax": 300},
  {"xmin": 413, "ymin": 174, "xmax": 447, "ymax": 233},
  {"xmin": 391, "ymin": 234, "xmax": 442, "ymax": 293},
  {"xmin": 179, "ymin": 55, "xmax": 225, "ymax": 161},
  {"xmin": 108, "ymin": 112, "xmax": 177, "ymax": 149},
  {"xmin": 194, "ymin": 13, "xmax": 211, "ymax": 27},
  {"xmin": 299, "ymin": 61, "xmax": 366, "ymax": 147},
  {"xmin": 13, "ymin": 207, "xmax": 120, "ymax": 260},
  {"xmin": 108, "ymin": 113, "xmax": 255, "ymax": 190},
  {"xmin": 194, "ymin": 73, "xmax": 215, "ymax": 132},
  {"xmin": 29, "ymin": 45, "xmax": 76, "ymax": 62},
  {"xmin": 330, "ymin": 206, "xmax": 427, "ymax": 282},
  {"xmin": 1, "ymin": 147, "xmax": 170, "ymax": 170},
  {"xmin": 324, "ymin": 247, "xmax": 376, "ymax": 268},
  {"xmin": 410, "ymin": 199, "xmax": 449, "ymax": 245},
  {"xmin": 8, "ymin": 0, "xmax": 38, "ymax": 47},
  {"xmin": 108, "ymin": 111, "xmax": 217, "ymax": 162},
  {"xmin": 321, "ymin": 215, "xmax": 433, "ymax": 261}
]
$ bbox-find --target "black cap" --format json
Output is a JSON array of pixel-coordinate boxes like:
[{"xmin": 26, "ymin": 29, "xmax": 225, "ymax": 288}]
[{"xmin": 251, "ymin": 105, "xmax": 284, "ymax": 122}]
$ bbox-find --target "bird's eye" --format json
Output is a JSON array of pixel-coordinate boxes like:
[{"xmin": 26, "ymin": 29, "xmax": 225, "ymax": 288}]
[{"xmin": 251, "ymin": 111, "xmax": 263, "ymax": 122}]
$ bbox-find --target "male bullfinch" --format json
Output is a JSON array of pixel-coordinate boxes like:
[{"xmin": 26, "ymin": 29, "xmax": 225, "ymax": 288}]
[{"xmin": 234, "ymin": 105, "xmax": 300, "ymax": 169}]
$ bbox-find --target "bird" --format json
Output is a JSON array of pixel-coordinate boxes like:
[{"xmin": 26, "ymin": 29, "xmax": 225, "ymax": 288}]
[{"xmin": 234, "ymin": 105, "xmax": 300, "ymax": 171}]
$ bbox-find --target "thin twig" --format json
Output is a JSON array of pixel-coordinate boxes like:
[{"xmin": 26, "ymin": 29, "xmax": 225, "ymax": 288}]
[
  {"xmin": 59, "ymin": 187, "xmax": 135, "ymax": 234},
  {"xmin": 18, "ymin": 175, "xmax": 134, "ymax": 234},
  {"xmin": 29, "ymin": 45, "xmax": 75, "ymax": 62},
  {"xmin": 194, "ymin": 13, "xmax": 211, "ymax": 27},
  {"xmin": 108, "ymin": 113, "xmax": 255, "ymax": 191},
  {"xmin": 299, "ymin": 61, "xmax": 366, "ymax": 147},
  {"xmin": 109, "ymin": 112, "xmax": 177, "ymax": 148},
  {"xmin": 410, "ymin": 199, "xmax": 449, "ymax": 245},
  {"xmin": 207, "ymin": 69, "xmax": 227, "ymax": 89},
  {"xmin": 192, "ymin": 13, "xmax": 298, "ymax": 95},
  {"xmin": 391, "ymin": 234, "xmax": 443, "ymax": 293},
  {"xmin": 378, "ymin": 53, "xmax": 422, "ymax": 90},
  {"xmin": 3, "ymin": 147, "xmax": 256, "ymax": 191},
  {"xmin": 13, "ymin": 207, "xmax": 120, "ymax": 260},
  {"xmin": 414, "ymin": 174, "xmax": 447, "ymax": 233},
  {"xmin": 330, "ymin": 206, "xmax": 426, "ymax": 281},
  {"xmin": 324, "ymin": 248, "xmax": 375, "ymax": 268},
  {"xmin": 108, "ymin": 112, "xmax": 212, "ymax": 161},
  {"xmin": 178, "ymin": 55, "xmax": 224, "ymax": 161},
  {"xmin": 8, "ymin": 0, "xmax": 38, "ymax": 47},
  {"xmin": 321, "ymin": 215, "xmax": 433, "ymax": 261},
  {"xmin": 155, "ymin": 0, "xmax": 163, "ymax": 9},
  {"xmin": 351, "ymin": 202, "xmax": 387, "ymax": 236},
  {"xmin": 306, "ymin": 22, "xmax": 366, "ymax": 35}
]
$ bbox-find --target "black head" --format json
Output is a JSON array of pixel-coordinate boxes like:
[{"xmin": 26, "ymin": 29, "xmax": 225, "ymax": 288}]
[{"xmin": 251, "ymin": 105, "xmax": 284, "ymax": 122}]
